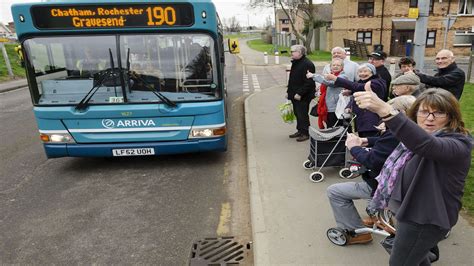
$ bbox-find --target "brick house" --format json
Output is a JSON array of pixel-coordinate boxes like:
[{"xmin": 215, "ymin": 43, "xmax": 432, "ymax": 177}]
[{"xmin": 330, "ymin": 0, "xmax": 473, "ymax": 56}]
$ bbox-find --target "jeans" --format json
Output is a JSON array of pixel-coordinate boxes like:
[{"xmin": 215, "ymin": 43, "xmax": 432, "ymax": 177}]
[
  {"xmin": 327, "ymin": 181, "xmax": 373, "ymax": 230},
  {"xmin": 389, "ymin": 221, "xmax": 449, "ymax": 266}
]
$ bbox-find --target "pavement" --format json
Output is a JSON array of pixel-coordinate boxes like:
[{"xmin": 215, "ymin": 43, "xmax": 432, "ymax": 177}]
[
  {"xmin": 238, "ymin": 41, "xmax": 474, "ymax": 265},
  {"xmin": 1, "ymin": 41, "xmax": 474, "ymax": 265},
  {"xmin": 0, "ymin": 78, "xmax": 27, "ymax": 93}
]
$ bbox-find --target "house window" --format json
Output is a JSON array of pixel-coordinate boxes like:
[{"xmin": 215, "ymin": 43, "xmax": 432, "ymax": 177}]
[
  {"xmin": 357, "ymin": 31, "xmax": 372, "ymax": 44},
  {"xmin": 426, "ymin": 31, "xmax": 436, "ymax": 47},
  {"xmin": 282, "ymin": 27, "xmax": 289, "ymax": 32},
  {"xmin": 409, "ymin": 0, "xmax": 434, "ymax": 13},
  {"xmin": 458, "ymin": 0, "xmax": 473, "ymax": 15},
  {"xmin": 453, "ymin": 30, "xmax": 474, "ymax": 46},
  {"xmin": 358, "ymin": 1, "xmax": 374, "ymax": 16},
  {"xmin": 280, "ymin": 19, "xmax": 290, "ymax": 24}
]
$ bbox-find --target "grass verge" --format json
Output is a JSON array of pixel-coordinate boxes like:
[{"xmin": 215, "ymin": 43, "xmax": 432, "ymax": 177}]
[
  {"xmin": 247, "ymin": 39, "xmax": 333, "ymax": 61},
  {"xmin": 0, "ymin": 43, "xmax": 26, "ymax": 82},
  {"xmin": 460, "ymin": 83, "xmax": 474, "ymax": 218}
]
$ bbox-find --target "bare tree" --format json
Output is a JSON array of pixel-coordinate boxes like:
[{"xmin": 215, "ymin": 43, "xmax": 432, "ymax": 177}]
[
  {"xmin": 225, "ymin": 16, "xmax": 242, "ymax": 33},
  {"xmin": 249, "ymin": 0, "xmax": 326, "ymax": 54}
]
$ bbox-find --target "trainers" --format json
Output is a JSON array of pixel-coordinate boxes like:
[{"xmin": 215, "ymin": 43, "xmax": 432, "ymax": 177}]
[
  {"xmin": 296, "ymin": 134, "xmax": 309, "ymax": 142},
  {"xmin": 347, "ymin": 233, "xmax": 373, "ymax": 245},
  {"xmin": 289, "ymin": 132, "xmax": 302, "ymax": 138}
]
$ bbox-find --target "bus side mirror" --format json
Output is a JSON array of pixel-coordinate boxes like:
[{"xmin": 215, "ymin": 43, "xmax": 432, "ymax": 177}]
[{"xmin": 228, "ymin": 38, "xmax": 240, "ymax": 54}]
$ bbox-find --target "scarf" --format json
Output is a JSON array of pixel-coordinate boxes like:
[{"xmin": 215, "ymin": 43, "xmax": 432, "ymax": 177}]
[
  {"xmin": 368, "ymin": 143, "xmax": 413, "ymax": 211},
  {"xmin": 317, "ymin": 70, "xmax": 341, "ymax": 129}
]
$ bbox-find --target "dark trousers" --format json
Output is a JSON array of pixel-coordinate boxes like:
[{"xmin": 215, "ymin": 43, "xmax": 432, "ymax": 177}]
[
  {"xmin": 292, "ymin": 99, "xmax": 310, "ymax": 135},
  {"xmin": 390, "ymin": 221, "xmax": 449, "ymax": 266}
]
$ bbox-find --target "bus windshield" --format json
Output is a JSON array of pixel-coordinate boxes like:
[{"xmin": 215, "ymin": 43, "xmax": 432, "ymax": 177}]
[{"xmin": 23, "ymin": 33, "xmax": 220, "ymax": 106}]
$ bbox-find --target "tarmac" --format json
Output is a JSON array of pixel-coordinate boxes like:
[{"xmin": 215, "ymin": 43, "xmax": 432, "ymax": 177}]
[{"xmin": 1, "ymin": 42, "xmax": 474, "ymax": 265}]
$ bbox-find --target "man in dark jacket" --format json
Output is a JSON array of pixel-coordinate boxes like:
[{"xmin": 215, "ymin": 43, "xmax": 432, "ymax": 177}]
[
  {"xmin": 415, "ymin": 49, "xmax": 465, "ymax": 100},
  {"xmin": 287, "ymin": 44, "xmax": 316, "ymax": 142},
  {"xmin": 368, "ymin": 51, "xmax": 391, "ymax": 101}
]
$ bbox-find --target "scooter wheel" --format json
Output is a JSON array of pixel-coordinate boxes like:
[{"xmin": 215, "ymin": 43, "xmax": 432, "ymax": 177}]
[
  {"xmin": 339, "ymin": 168, "xmax": 353, "ymax": 179},
  {"xmin": 303, "ymin": 160, "xmax": 314, "ymax": 170},
  {"xmin": 326, "ymin": 227, "xmax": 348, "ymax": 246},
  {"xmin": 309, "ymin": 172, "xmax": 325, "ymax": 183}
]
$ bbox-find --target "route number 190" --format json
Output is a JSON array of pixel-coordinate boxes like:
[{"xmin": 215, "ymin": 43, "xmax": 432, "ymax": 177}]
[{"xmin": 146, "ymin": 7, "xmax": 176, "ymax": 26}]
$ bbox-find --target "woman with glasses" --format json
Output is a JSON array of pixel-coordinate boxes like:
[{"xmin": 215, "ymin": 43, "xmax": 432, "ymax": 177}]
[{"xmin": 353, "ymin": 87, "xmax": 472, "ymax": 265}]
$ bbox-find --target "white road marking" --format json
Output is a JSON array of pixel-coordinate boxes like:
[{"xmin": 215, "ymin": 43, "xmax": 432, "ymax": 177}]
[{"xmin": 251, "ymin": 74, "xmax": 261, "ymax": 92}]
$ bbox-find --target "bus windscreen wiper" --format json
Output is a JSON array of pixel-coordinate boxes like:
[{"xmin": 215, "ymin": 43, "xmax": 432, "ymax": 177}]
[
  {"xmin": 75, "ymin": 69, "xmax": 117, "ymax": 111},
  {"xmin": 125, "ymin": 48, "xmax": 176, "ymax": 108},
  {"xmin": 129, "ymin": 71, "xmax": 177, "ymax": 107},
  {"xmin": 75, "ymin": 49, "xmax": 121, "ymax": 111}
]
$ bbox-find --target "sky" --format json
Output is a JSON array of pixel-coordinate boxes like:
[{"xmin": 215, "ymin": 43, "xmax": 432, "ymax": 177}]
[{"xmin": 0, "ymin": 0, "xmax": 275, "ymax": 27}]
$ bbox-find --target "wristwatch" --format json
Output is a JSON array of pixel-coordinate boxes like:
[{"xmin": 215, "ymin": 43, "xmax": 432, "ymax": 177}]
[{"xmin": 381, "ymin": 108, "xmax": 399, "ymax": 120}]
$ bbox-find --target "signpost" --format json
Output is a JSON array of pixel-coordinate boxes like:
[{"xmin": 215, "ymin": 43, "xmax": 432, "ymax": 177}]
[
  {"xmin": 467, "ymin": 40, "xmax": 473, "ymax": 82},
  {"xmin": 0, "ymin": 43, "xmax": 14, "ymax": 78}
]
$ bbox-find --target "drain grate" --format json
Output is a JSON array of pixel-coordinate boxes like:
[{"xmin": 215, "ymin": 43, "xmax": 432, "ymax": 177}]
[{"xmin": 189, "ymin": 236, "xmax": 252, "ymax": 265}]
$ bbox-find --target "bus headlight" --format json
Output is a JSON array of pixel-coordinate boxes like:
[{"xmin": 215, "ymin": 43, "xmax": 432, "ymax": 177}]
[
  {"xmin": 40, "ymin": 133, "xmax": 75, "ymax": 143},
  {"xmin": 189, "ymin": 126, "xmax": 226, "ymax": 138}
]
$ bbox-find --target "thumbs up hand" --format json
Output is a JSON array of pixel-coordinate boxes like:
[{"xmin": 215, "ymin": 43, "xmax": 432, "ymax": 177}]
[
  {"xmin": 354, "ymin": 81, "xmax": 391, "ymax": 117},
  {"xmin": 364, "ymin": 81, "xmax": 372, "ymax": 92},
  {"xmin": 306, "ymin": 70, "xmax": 314, "ymax": 79}
]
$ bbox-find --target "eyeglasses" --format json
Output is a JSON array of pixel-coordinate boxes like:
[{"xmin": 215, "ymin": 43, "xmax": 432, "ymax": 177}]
[
  {"xmin": 417, "ymin": 110, "xmax": 447, "ymax": 118},
  {"xmin": 435, "ymin": 57, "xmax": 449, "ymax": 61}
]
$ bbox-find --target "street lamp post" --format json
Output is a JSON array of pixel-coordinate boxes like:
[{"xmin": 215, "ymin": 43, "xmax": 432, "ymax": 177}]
[{"xmin": 273, "ymin": 0, "xmax": 277, "ymax": 53}]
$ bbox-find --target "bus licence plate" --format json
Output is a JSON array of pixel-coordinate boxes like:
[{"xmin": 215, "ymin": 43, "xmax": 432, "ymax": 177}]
[{"xmin": 112, "ymin": 148, "xmax": 155, "ymax": 156}]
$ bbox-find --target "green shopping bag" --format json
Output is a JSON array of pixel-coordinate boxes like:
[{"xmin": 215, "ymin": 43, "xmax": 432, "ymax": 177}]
[{"xmin": 279, "ymin": 101, "xmax": 296, "ymax": 123}]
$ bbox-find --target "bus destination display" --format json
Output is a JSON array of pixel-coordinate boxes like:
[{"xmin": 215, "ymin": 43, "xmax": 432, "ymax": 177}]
[{"xmin": 31, "ymin": 4, "xmax": 194, "ymax": 29}]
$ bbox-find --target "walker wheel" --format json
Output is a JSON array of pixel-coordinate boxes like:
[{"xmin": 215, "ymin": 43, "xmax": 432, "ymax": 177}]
[
  {"xmin": 339, "ymin": 168, "xmax": 353, "ymax": 179},
  {"xmin": 326, "ymin": 228, "xmax": 348, "ymax": 246},
  {"xmin": 309, "ymin": 171, "xmax": 325, "ymax": 183},
  {"xmin": 303, "ymin": 160, "xmax": 314, "ymax": 170}
]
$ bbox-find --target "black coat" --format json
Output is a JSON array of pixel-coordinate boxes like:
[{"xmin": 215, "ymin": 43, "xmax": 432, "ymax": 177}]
[
  {"xmin": 417, "ymin": 62, "xmax": 465, "ymax": 99},
  {"xmin": 287, "ymin": 56, "xmax": 316, "ymax": 101},
  {"xmin": 376, "ymin": 65, "xmax": 391, "ymax": 101}
]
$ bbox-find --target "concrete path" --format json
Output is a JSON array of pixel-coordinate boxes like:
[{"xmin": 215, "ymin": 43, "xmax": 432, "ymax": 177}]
[
  {"xmin": 241, "ymin": 39, "xmax": 474, "ymax": 265},
  {"xmin": 0, "ymin": 78, "xmax": 27, "ymax": 93}
]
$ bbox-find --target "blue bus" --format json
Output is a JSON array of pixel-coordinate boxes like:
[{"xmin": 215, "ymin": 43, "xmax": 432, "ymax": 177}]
[{"xmin": 12, "ymin": 0, "xmax": 238, "ymax": 158}]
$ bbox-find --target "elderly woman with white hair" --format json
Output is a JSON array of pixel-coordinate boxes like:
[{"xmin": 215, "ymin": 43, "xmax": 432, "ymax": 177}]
[{"xmin": 324, "ymin": 63, "xmax": 387, "ymax": 137}]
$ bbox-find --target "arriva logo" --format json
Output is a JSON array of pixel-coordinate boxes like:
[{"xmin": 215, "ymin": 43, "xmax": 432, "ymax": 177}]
[{"xmin": 101, "ymin": 119, "xmax": 156, "ymax": 129}]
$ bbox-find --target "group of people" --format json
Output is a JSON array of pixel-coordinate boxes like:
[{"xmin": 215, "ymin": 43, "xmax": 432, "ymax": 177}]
[{"xmin": 286, "ymin": 45, "xmax": 472, "ymax": 265}]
